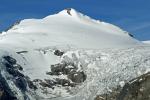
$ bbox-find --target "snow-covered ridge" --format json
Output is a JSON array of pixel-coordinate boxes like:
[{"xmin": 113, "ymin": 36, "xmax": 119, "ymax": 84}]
[
  {"xmin": 55, "ymin": 8, "xmax": 129, "ymax": 35},
  {"xmin": 15, "ymin": 8, "xmax": 132, "ymax": 36},
  {"xmin": 1, "ymin": 8, "xmax": 141, "ymax": 49}
]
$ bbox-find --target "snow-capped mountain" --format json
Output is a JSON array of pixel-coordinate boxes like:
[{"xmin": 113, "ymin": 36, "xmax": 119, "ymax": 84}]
[
  {"xmin": 0, "ymin": 8, "xmax": 150, "ymax": 100},
  {"xmin": 1, "ymin": 8, "xmax": 140, "ymax": 49}
]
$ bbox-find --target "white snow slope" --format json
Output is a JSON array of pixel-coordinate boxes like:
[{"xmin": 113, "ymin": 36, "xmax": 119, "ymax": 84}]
[
  {"xmin": 143, "ymin": 40, "xmax": 150, "ymax": 44},
  {"xmin": 0, "ymin": 8, "xmax": 140, "ymax": 49},
  {"xmin": 0, "ymin": 8, "xmax": 149, "ymax": 100}
]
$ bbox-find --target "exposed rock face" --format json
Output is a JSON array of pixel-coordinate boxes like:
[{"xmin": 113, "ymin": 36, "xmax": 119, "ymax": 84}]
[
  {"xmin": 94, "ymin": 72, "xmax": 150, "ymax": 100},
  {"xmin": 0, "ymin": 56, "xmax": 37, "ymax": 100},
  {"xmin": 2, "ymin": 56, "xmax": 27, "ymax": 92},
  {"xmin": 0, "ymin": 74, "xmax": 17, "ymax": 100},
  {"xmin": 54, "ymin": 50, "xmax": 64, "ymax": 56},
  {"xmin": 3, "ymin": 56, "xmax": 17, "ymax": 64},
  {"xmin": 45, "ymin": 62, "xmax": 87, "ymax": 88},
  {"xmin": 40, "ymin": 50, "xmax": 87, "ymax": 90},
  {"xmin": 66, "ymin": 8, "xmax": 72, "ymax": 16}
]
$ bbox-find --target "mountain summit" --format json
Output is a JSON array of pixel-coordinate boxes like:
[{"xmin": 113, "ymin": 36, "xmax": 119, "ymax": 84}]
[
  {"xmin": 58, "ymin": 8, "xmax": 78, "ymax": 16},
  {"xmin": 1, "ymin": 8, "xmax": 140, "ymax": 49}
]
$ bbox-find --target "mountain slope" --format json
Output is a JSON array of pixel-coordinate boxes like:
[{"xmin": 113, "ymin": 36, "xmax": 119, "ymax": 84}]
[
  {"xmin": 143, "ymin": 40, "xmax": 150, "ymax": 44},
  {"xmin": 0, "ymin": 8, "xmax": 149, "ymax": 100},
  {"xmin": 1, "ymin": 8, "xmax": 141, "ymax": 49}
]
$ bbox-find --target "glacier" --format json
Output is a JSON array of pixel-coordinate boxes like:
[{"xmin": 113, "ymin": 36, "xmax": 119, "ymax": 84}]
[{"xmin": 0, "ymin": 8, "xmax": 150, "ymax": 100}]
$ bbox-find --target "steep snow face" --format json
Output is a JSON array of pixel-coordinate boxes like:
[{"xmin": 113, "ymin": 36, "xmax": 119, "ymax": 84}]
[{"xmin": 0, "ymin": 8, "xmax": 140, "ymax": 49}]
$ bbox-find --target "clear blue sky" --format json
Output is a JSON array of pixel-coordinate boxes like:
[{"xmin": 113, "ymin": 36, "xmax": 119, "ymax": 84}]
[{"xmin": 0, "ymin": 0, "xmax": 150, "ymax": 41}]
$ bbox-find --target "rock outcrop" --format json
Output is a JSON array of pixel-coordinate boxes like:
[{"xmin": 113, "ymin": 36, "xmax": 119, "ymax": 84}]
[{"xmin": 95, "ymin": 72, "xmax": 150, "ymax": 100}]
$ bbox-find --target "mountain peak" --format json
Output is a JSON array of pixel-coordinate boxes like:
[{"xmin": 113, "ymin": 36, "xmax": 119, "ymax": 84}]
[
  {"xmin": 3, "ymin": 8, "xmax": 140, "ymax": 49},
  {"xmin": 65, "ymin": 8, "xmax": 74, "ymax": 16},
  {"xmin": 58, "ymin": 8, "xmax": 79, "ymax": 17}
]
